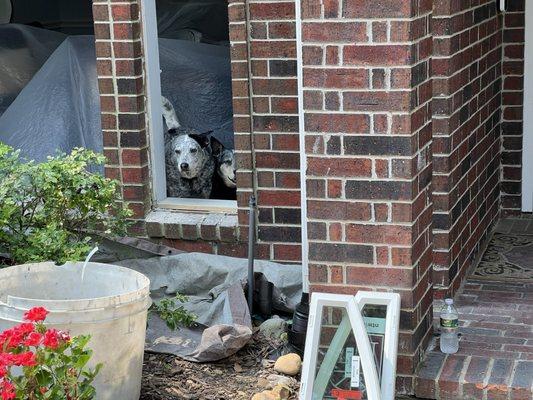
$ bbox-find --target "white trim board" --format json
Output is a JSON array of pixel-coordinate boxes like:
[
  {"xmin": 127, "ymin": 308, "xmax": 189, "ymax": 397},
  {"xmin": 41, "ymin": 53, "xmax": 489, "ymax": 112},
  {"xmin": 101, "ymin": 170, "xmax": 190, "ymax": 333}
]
[
  {"xmin": 139, "ymin": 0, "xmax": 166, "ymax": 204},
  {"xmin": 523, "ymin": 0, "xmax": 533, "ymax": 212}
]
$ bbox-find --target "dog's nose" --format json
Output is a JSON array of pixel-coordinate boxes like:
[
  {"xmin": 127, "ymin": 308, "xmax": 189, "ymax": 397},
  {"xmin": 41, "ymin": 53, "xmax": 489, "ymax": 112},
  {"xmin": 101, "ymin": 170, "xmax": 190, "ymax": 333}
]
[{"xmin": 180, "ymin": 162, "xmax": 189, "ymax": 170}]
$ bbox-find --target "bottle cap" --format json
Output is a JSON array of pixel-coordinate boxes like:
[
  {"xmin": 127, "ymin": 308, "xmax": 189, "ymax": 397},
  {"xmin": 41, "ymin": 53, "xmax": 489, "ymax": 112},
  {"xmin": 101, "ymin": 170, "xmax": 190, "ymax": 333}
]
[{"xmin": 445, "ymin": 298, "xmax": 453, "ymax": 305}]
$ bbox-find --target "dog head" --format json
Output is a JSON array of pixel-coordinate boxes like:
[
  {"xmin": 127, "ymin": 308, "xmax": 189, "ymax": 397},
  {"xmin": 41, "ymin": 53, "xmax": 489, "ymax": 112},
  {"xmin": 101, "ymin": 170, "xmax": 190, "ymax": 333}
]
[
  {"xmin": 167, "ymin": 132, "xmax": 212, "ymax": 179},
  {"xmin": 211, "ymin": 137, "xmax": 236, "ymax": 188}
]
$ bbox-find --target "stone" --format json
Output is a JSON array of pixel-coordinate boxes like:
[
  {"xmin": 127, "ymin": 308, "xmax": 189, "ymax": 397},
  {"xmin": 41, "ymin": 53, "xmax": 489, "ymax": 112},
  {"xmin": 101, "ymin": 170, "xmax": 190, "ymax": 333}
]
[
  {"xmin": 273, "ymin": 353, "xmax": 302, "ymax": 376},
  {"xmin": 259, "ymin": 316, "xmax": 288, "ymax": 339},
  {"xmin": 266, "ymin": 374, "xmax": 293, "ymax": 388},
  {"xmin": 251, "ymin": 390, "xmax": 279, "ymax": 400},
  {"xmin": 257, "ymin": 377, "xmax": 270, "ymax": 388},
  {"xmin": 271, "ymin": 384, "xmax": 291, "ymax": 399}
]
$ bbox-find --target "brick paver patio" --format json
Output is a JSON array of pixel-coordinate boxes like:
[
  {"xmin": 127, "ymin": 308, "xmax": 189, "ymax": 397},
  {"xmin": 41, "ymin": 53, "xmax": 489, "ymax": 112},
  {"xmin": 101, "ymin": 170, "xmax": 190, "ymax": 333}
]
[{"xmin": 415, "ymin": 218, "xmax": 533, "ymax": 399}]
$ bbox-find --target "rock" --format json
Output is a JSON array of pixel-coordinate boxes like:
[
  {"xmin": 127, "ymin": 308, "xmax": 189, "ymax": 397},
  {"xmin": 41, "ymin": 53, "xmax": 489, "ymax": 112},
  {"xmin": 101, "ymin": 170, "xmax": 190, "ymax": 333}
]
[
  {"xmin": 251, "ymin": 390, "xmax": 279, "ymax": 400},
  {"xmin": 273, "ymin": 353, "xmax": 302, "ymax": 376},
  {"xmin": 266, "ymin": 374, "xmax": 293, "ymax": 388},
  {"xmin": 256, "ymin": 377, "xmax": 270, "ymax": 388},
  {"xmin": 259, "ymin": 316, "xmax": 288, "ymax": 339},
  {"xmin": 261, "ymin": 359, "xmax": 275, "ymax": 369},
  {"xmin": 271, "ymin": 384, "xmax": 291, "ymax": 399}
]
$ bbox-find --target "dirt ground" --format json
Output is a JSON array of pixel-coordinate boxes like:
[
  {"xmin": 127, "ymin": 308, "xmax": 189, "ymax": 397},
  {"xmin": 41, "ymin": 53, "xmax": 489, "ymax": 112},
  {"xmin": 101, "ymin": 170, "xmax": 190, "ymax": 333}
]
[{"xmin": 140, "ymin": 334, "xmax": 300, "ymax": 400}]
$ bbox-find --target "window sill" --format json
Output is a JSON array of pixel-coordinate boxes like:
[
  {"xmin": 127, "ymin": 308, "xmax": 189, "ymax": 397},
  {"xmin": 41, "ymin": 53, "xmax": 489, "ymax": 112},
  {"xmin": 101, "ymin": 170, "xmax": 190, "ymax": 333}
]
[
  {"xmin": 155, "ymin": 198, "xmax": 237, "ymax": 214},
  {"xmin": 145, "ymin": 207, "xmax": 239, "ymax": 243}
]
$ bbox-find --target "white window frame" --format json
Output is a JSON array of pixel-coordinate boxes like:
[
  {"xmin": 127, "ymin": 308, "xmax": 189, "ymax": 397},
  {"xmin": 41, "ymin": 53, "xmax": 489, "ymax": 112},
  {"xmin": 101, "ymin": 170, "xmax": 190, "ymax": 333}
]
[
  {"xmin": 299, "ymin": 293, "xmax": 382, "ymax": 400},
  {"xmin": 354, "ymin": 292, "xmax": 401, "ymax": 400},
  {"xmin": 139, "ymin": 0, "xmax": 238, "ymax": 214}
]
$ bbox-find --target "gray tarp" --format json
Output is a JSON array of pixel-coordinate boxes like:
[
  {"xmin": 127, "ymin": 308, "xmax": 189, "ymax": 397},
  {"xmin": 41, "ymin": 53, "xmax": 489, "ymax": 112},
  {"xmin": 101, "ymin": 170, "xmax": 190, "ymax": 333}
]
[
  {"xmin": 159, "ymin": 38, "xmax": 234, "ymax": 150},
  {"xmin": 0, "ymin": 24, "xmax": 66, "ymax": 116},
  {"xmin": 0, "ymin": 26, "xmax": 234, "ymax": 163},
  {"xmin": 156, "ymin": 0, "xmax": 229, "ymax": 44},
  {"xmin": 118, "ymin": 253, "xmax": 302, "ymax": 362},
  {"xmin": 0, "ymin": 35, "xmax": 102, "ymax": 163}
]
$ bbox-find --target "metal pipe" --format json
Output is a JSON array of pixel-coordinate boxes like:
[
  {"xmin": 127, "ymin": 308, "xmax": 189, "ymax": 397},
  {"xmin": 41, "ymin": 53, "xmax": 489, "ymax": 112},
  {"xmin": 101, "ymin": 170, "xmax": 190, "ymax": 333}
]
[
  {"xmin": 247, "ymin": 195, "xmax": 256, "ymax": 315},
  {"xmin": 294, "ymin": 0, "xmax": 310, "ymax": 294}
]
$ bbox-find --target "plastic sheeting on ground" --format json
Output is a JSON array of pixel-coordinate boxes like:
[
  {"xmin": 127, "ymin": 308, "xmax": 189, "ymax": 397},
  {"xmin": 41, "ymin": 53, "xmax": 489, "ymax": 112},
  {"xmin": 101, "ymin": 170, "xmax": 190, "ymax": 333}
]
[
  {"xmin": 0, "ymin": 25, "xmax": 234, "ymax": 164},
  {"xmin": 117, "ymin": 253, "xmax": 302, "ymax": 362}
]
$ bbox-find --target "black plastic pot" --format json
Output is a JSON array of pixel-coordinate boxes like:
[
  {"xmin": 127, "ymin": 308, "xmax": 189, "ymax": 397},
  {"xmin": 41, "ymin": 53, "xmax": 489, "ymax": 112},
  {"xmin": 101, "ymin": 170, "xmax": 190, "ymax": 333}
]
[{"xmin": 288, "ymin": 292, "xmax": 309, "ymax": 355}]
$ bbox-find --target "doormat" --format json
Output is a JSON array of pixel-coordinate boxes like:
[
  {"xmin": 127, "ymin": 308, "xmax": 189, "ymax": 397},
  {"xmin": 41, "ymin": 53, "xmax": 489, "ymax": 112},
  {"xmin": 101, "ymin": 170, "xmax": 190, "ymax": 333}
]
[{"xmin": 472, "ymin": 233, "xmax": 533, "ymax": 282}]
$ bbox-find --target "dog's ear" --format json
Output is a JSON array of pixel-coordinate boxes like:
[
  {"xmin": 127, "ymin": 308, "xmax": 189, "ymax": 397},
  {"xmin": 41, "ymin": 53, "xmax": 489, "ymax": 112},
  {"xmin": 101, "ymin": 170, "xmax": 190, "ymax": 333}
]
[
  {"xmin": 189, "ymin": 133, "xmax": 211, "ymax": 148},
  {"xmin": 210, "ymin": 136, "xmax": 224, "ymax": 157}
]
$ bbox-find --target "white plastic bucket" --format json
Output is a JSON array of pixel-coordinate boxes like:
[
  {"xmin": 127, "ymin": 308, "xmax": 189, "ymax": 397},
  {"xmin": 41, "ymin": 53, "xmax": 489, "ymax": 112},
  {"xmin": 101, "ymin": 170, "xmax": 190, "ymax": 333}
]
[{"xmin": 0, "ymin": 261, "xmax": 151, "ymax": 400}]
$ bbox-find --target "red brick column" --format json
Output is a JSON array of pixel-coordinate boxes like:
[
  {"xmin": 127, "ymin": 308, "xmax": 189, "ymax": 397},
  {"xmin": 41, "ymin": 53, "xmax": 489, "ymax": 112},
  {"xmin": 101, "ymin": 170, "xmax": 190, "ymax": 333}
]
[
  {"xmin": 93, "ymin": 0, "xmax": 149, "ymax": 234},
  {"xmin": 301, "ymin": 0, "xmax": 434, "ymax": 393},
  {"xmin": 501, "ymin": 0, "xmax": 525, "ymax": 215},
  {"xmin": 247, "ymin": 0, "xmax": 302, "ymax": 262},
  {"xmin": 432, "ymin": 0, "xmax": 503, "ymax": 296}
]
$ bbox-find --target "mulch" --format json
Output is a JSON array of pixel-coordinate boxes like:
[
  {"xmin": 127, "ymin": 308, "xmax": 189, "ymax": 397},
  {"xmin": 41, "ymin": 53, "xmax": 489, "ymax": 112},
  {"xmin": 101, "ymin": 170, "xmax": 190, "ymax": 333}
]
[{"xmin": 140, "ymin": 333, "xmax": 300, "ymax": 400}]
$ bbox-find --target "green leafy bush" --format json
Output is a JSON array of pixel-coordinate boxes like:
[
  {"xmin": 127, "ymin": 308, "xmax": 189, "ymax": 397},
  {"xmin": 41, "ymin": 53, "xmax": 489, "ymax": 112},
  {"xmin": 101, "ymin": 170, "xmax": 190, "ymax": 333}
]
[
  {"xmin": 0, "ymin": 144, "xmax": 131, "ymax": 265},
  {"xmin": 151, "ymin": 294, "xmax": 197, "ymax": 330}
]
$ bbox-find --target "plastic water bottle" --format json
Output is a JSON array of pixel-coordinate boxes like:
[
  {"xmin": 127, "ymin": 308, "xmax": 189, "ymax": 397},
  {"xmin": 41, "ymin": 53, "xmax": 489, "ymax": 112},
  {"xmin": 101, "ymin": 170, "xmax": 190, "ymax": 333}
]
[{"xmin": 439, "ymin": 298, "xmax": 459, "ymax": 354}]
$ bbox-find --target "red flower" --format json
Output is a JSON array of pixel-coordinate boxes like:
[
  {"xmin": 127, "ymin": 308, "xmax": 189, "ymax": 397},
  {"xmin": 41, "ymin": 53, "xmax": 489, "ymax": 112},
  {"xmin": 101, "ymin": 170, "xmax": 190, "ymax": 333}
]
[
  {"xmin": 15, "ymin": 323, "xmax": 34, "ymax": 336},
  {"xmin": 23, "ymin": 332, "xmax": 42, "ymax": 347},
  {"xmin": 0, "ymin": 354, "xmax": 15, "ymax": 368},
  {"xmin": 43, "ymin": 329, "xmax": 59, "ymax": 349},
  {"xmin": 23, "ymin": 307, "xmax": 49, "ymax": 322},
  {"xmin": 0, "ymin": 380, "xmax": 15, "ymax": 400},
  {"xmin": 12, "ymin": 352, "xmax": 36, "ymax": 367},
  {"xmin": 0, "ymin": 328, "xmax": 23, "ymax": 349},
  {"xmin": 0, "ymin": 366, "xmax": 6, "ymax": 379},
  {"xmin": 58, "ymin": 330, "xmax": 71, "ymax": 343},
  {"xmin": 0, "ymin": 323, "xmax": 35, "ymax": 349}
]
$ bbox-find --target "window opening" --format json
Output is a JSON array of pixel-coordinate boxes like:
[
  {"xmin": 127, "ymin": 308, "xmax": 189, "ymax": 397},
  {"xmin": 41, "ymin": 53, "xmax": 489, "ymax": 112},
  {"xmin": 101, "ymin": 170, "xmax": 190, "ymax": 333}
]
[{"xmin": 143, "ymin": 0, "xmax": 237, "ymax": 208}]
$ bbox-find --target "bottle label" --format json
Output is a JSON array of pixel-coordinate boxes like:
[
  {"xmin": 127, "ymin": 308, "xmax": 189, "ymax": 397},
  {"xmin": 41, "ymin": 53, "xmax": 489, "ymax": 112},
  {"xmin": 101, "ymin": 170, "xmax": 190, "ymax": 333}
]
[{"xmin": 440, "ymin": 317, "xmax": 458, "ymax": 328}]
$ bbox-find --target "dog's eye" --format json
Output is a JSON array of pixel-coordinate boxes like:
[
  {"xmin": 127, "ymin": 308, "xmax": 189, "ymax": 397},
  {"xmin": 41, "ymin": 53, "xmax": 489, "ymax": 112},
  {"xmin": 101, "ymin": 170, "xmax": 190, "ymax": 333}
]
[
  {"xmin": 175, "ymin": 150, "xmax": 181, "ymax": 155},
  {"xmin": 190, "ymin": 148, "xmax": 198, "ymax": 153},
  {"xmin": 224, "ymin": 160, "xmax": 232, "ymax": 165}
]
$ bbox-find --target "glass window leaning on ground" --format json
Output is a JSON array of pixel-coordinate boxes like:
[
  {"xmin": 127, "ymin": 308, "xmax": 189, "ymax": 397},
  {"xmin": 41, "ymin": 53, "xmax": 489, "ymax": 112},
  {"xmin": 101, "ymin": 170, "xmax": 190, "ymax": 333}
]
[
  {"xmin": 299, "ymin": 292, "xmax": 400, "ymax": 400},
  {"xmin": 140, "ymin": 0, "xmax": 237, "ymax": 213}
]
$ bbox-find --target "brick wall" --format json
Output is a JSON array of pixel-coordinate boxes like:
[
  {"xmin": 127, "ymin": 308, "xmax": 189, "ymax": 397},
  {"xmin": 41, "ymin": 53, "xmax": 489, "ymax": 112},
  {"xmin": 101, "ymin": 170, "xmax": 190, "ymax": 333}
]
[
  {"xmin": 301, "ymin": 0, "xmax": 434, "ymax": 393},
  {"xmin": 92, "ymin": 0, "xmax": 151, "ymax": 235},
  {"xmin": 91, "ymin": 0, "xmax": 522, "ymax": 394},
  {"xmin": 432, "ymin": 0, "xmax": 503, "ymax": 297},
  {"xmin": 501, "ymin": 0, "xmax": 525, "ymax": 215},
  {"xmin": 246, "ymin": 0, "xmax": 302, "ymax": 262},
  {"xmin": 93, "ymin": 0, "xmax": 303, "ymax": 263}
]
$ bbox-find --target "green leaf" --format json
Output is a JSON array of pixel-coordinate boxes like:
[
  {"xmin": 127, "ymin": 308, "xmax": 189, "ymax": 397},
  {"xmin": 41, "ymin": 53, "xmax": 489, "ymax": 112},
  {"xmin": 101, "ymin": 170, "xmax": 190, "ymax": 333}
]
[
  {"xmin": 0, "ymin": 143, "xmax": 131, "ymax": 266},
  {"xmin": 150, "ymin": 294, "xmax": 197, "ymax": 331}
]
